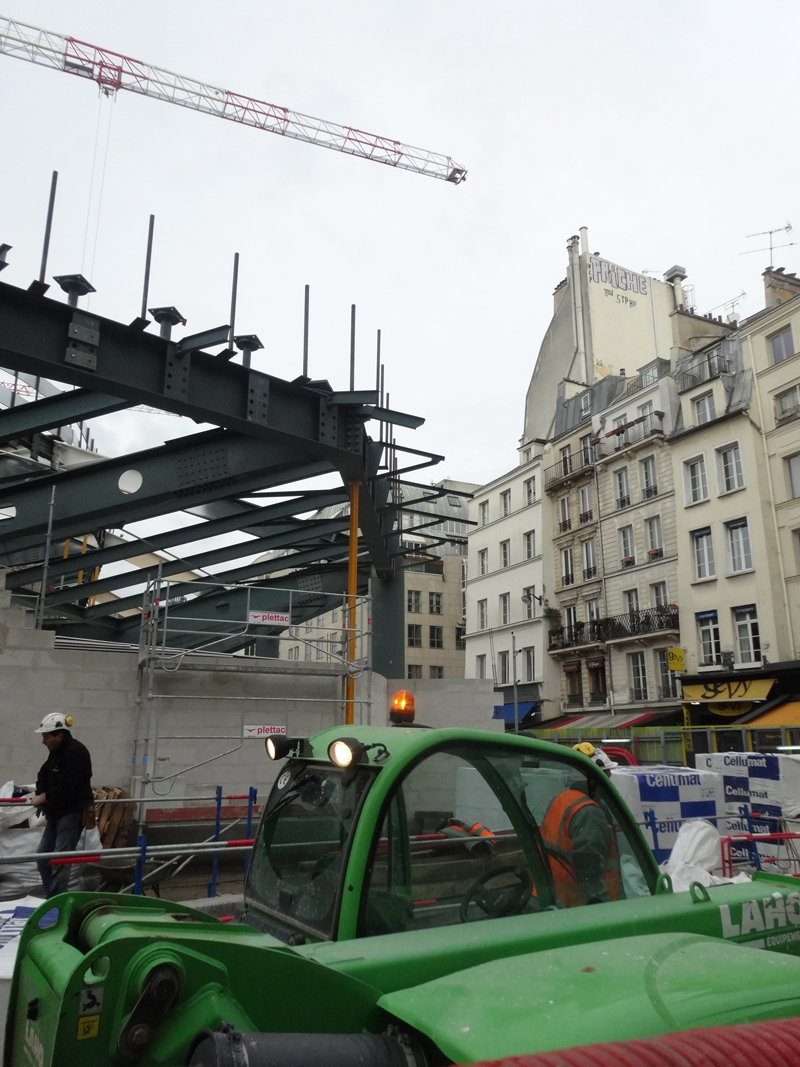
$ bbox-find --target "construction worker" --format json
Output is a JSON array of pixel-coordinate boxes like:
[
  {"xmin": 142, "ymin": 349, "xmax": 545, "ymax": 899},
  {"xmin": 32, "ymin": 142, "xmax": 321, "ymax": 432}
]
[
  {"xmin": 31, "ymin": 713, "xmax": 93, "ymax": 898},
  {"xmin": 538, "ymin": 744, "xmax": 620, "ymax": 907}
]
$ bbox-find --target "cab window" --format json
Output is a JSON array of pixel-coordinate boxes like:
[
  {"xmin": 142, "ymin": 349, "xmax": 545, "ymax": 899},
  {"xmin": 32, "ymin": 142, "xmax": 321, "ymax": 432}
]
[{"xmin": 360, "ymin": 745, "xmax": 652, "ymax": 937}]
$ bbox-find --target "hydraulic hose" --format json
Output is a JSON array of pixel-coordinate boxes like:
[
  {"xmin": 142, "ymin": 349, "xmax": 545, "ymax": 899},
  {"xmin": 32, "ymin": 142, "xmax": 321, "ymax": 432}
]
[{"xmin": 463, "ymin": 1015, "xmax": 800, "ymax": 1067}]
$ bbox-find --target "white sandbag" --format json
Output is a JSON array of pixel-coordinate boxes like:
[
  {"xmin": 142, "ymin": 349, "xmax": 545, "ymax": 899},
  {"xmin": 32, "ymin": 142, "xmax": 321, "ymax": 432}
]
[
  {"xmin": 0, "ymin": 826, "xmax": 43, "ymax": 895},
  {"xmin": 0, "ymin": 782, "xmax": 37, "ymax": 831},
  {"xmin": 667, "ymin": 818, "xmax": 722, "ymax": 873},
  {"xmin": 0, "ymin": 896, "xmax": 46, "ymax": 979}
]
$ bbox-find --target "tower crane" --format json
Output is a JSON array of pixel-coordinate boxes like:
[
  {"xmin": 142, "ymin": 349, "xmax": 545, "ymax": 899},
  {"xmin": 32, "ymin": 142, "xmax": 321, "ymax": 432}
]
[{"xmin": 0, "ymin": 15, "xmax": 467, "ymax": 184}]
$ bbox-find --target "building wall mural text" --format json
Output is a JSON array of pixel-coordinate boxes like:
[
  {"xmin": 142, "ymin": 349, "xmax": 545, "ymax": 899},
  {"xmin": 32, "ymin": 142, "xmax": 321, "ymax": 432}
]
[{"xmin": 590, "ymin": 256, "xmax": 648, "ymax": 295}]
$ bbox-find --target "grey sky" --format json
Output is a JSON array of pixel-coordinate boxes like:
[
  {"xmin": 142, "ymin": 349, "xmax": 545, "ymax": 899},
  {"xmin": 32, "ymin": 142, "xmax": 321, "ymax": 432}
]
[{"xmin": 1, "ymin": 1, "xmax": 797, "ymax": 489}]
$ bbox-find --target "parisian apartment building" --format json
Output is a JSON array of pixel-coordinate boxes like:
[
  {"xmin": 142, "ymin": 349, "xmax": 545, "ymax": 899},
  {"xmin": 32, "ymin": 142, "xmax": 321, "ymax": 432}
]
[{"xmin": 465, "ymin": 228, "xmax": 800, "ymax": 730}]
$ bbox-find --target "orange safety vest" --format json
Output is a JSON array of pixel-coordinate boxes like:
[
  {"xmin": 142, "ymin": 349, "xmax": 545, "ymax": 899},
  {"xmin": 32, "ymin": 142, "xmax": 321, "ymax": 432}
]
[
  {"xmin": 439, "ymin": 819, "xmax": 497, "ymax": 852},
  {"xmin": 539, "ymin": 789, "xmax": 620, "ymax": 908}
]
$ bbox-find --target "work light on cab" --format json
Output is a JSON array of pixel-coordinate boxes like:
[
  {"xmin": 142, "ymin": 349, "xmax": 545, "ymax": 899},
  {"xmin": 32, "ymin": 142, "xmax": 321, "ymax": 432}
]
[
  {"xmin": 390, "ymin": 689, "xmax": 415, "ymax": 725},
  {"xmin": 328, "ymin": 737, "xmax": 365, "ymax": 767},
  {"xmin": 265, "ymin": 735, "xmax": 300, "ymax": 760}
]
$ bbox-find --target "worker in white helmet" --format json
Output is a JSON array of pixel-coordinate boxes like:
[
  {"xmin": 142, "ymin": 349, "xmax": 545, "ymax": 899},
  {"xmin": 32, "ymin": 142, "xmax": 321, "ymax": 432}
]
[{"xmin": 32, "ymin": 713, "xmax": 93, "ymax": 897}]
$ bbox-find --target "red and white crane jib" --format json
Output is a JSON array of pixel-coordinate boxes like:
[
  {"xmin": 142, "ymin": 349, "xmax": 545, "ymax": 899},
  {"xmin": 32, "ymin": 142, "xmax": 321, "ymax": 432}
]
[{"xmin": 0, "ymin": 15, "xmax": 467, "ymax": 183}]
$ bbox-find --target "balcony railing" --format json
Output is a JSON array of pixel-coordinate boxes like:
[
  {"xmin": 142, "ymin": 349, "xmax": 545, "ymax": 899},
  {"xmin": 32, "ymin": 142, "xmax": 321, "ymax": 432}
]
[
  {"xmin": 621, "ymin": 556, "xmax": 636, "ymax": 569},
  {"xmin": 548, "ymin": 621, "xmax": 605, "ymax": 651},
  {"xmin": 566, "ymin": 694, "xmax": 584, "ymax": 707},
  {"xmin": 558, "ymin": 519, "xmax": 572, "ymax": 532},
  {"xmin": 629, "ymin": 687, "xmax": 649, "ymax": 702},
  {"xmin": 579, "ymin": 509, "xmax": 594, "ymax": 524},
  {"xmin": 677, "ymin": 354, "xmax": 731, "ymax": 394},
  {"xmin": 658, "ymin": 682, "xmax": 681, "ymax": 700},
  {"xmin": 616, "ymin": 495, "xmax": 631, "ymax": 510},
  {"xmin": 643, "ymin": 485, "xmax": 658, "ymax": 499},
  {"xmin": 561, "ymin": 573, "xmax": 575, "ymax": 586},
  {"xmin": 596, "ymin": 413, "xmax": 664, "ymax": 458},
  {"xmin": 604, "ymin": 606, "xmax": 679, "ymax": 641},
  {"xmin": 545, "ymin": 451, "xmax": 594, "ymax": 491},
  {"xmin": 583, "ymin": 566, "xmax": 597, "ymax": 580},
  {"xmin": 588, "ymin": 690, "xmax": 608, "ymax": 705},
  {"xmin": 647, "ymin": 547, "xmax": 664, "ymax": 561}
]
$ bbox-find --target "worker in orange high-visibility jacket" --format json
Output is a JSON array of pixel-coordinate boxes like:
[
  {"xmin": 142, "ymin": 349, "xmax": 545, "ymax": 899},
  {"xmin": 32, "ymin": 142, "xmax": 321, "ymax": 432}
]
[{"xmin": 539, "ymin": 745, "xmax": 620, "ymax": 907}]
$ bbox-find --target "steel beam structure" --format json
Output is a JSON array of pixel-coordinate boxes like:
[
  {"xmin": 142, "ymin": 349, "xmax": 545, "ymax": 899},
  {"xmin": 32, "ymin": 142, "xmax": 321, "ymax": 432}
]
[{"xmin": 0, "ymin": 387, "xmax": 127, "ymax": 444}]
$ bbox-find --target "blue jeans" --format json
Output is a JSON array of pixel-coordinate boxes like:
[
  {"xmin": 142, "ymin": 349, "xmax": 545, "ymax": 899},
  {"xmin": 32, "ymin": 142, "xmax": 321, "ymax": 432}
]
[{"xmin": 36, "ymin": 811, "xmax": 84, "ymax": 897}]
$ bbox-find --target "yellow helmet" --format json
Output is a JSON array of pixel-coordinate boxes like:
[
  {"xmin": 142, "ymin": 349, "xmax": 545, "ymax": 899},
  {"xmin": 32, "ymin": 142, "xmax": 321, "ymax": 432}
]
[{"xmin": 572, "ymin": 742, "xmax": 596, "ymax": 757}]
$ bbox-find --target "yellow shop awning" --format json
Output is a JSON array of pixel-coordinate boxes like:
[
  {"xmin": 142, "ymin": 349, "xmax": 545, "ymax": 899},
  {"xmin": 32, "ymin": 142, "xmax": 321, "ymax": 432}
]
[
  {"xmin": 683, "ymin": 678, "xmax": 776, "ymax": 703},
  {"xmin": 745, "ymin": 702, "xmax": 800, "ymax": 727}
]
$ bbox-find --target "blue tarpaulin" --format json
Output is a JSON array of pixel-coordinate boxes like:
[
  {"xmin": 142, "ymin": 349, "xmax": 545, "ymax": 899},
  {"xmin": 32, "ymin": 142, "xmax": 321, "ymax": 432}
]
[{"xmin": 493, "ymin": 701, "xmax": 538, "ymax": 724}]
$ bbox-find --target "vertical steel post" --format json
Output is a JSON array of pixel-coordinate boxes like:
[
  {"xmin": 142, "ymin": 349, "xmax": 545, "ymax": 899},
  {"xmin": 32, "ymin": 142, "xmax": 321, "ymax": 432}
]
[
  {"xmin": 229, "ymin": 252, "xmax": 239, "ymax": 350},
  {"xmin": 302, "ymin": 284, "xmax": 310, "ymax": 378},
  {"xmin": 349, "ymin": 304, "xmax": 356, "ymax": 391},
  {"xmin": 39, "ymin": 170, "xmax": 58, "ymax": 285},
  {"xmin": 134, "ymin": 835, "xmax": 147, "ymax": 896},
  {"xmin": 345, "ymin": 481, "xmax": 360, "ymax": 725},
  {"xmin": 512, "ymin": 631, "xmax": 519, "ymax": 734},
  {"xmin": 140, "ymin": 214, "xmax": 155, "ymax": 320},
  {"xmin": 244, "ymin": 786, "xmax": 256, "ymax": 883},
  {"xmin": 208, "ymin": 785, "xmax": 222, "ymax": 897},
  {"xmin": 36, "ymin": 486, "xmax": 56, "ymax": 629}
]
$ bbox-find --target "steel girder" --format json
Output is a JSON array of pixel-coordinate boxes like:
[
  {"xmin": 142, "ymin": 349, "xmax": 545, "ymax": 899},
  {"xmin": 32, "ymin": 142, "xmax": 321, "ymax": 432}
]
[
  {"xmin": 0, "ymin": 388, "xmax": 128, "ymax": 444},
  {"xmin": 0, "ymin": 427, "xmax": 330, "ymax": 565}
]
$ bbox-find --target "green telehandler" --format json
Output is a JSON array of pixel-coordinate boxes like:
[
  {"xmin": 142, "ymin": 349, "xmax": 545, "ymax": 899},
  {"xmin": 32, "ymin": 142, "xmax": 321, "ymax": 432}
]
[{"xmin": 7, "ymin": 726, "xmax": 800, "ymax": 1066}]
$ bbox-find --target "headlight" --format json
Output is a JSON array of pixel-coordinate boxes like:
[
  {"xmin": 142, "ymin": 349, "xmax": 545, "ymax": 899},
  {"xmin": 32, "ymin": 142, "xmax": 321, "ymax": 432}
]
[
  {"xmin": 328, "ymin": 738, "xmax": 364, "ymax": 767},
  {"xmin": 265, "ymin": 735, "xmax": 300, "ymax": 760}
]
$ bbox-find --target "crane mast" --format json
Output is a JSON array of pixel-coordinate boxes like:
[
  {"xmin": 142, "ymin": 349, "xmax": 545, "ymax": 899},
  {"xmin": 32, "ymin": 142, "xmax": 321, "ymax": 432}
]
[{"xmin": 0, "ymin": 15, "xmax": 467, "ymax": 184}]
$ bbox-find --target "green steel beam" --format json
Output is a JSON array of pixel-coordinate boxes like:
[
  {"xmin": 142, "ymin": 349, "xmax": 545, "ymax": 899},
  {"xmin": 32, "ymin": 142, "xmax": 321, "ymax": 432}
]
[{"xmin": 0, "ymin": 388, "xmax": 128, "ymax": 444}]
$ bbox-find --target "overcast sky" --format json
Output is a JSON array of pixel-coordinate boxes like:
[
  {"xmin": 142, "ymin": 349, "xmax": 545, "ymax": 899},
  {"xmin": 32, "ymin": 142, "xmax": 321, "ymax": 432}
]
[{"xmin": 2, "ymin": 0, "xmax": 798, "ymax": 492}]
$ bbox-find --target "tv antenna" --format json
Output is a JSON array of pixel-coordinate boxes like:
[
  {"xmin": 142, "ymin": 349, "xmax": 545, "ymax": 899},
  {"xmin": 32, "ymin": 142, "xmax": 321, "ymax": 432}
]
[
  {"xmin": 704, "ymin": 290, "xmax": 747, "ymax": 317},
  {"xmin": 741, "ymin": 222, "xmax": 795, "ymax": 266}
]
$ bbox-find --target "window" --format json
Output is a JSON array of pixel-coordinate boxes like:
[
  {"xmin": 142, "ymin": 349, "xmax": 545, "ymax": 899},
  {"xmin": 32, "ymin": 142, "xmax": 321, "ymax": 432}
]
[
  {"xmin": 524, "ymin": 530, "xmax": 536, "ymax": 559},
  {"xmin": 331, "ymin": 607, "xmax": 338, "ymax": 623},
  {"xmin": 733, "ymin": 605, "xmax": 761, "ymax": 663},
  {"xmin": 629, "ymin": 651, "xmax": 647, "ymax": 700},
  {"xmin": 692, "ymin": 527, "xmax": 715, "ymax": 579},
  {"xmin": 696, "ymin": 610, "xmax": 721, "ymax": 666},
  {"xmin": 478, "ymin": 600, "xmax": 488, "ymax": 630},
  {"xmin": 717, "ymin": 442, "xmax": 744, "ymax": 492},
  {"xmin": 560, "ymin": 444, "xmax": 572, "ymax": 476},
  {"xmin": 501, "ymin": 489, "xmax": 511, "ymax": 516},
  {"xmin": 522, "ymin": 448, "xmax": 531, "ymax": 464},
  {"xmin": 616, "ymin": 468, "xmax": 630, "ymax": 509},
  {"xmin": 500, "ymin": 540, "xmax": 511, "ymax": 568},
  {"xmin": 476, "ymin": 654, "xmax": 486, "ymax": 679},
  {"xmin": 429, "ymin": 591, "xmax": 443, "ymax": 615},
  {"xmin": 479, "ymin": 501, "xmax": 489, "ymax": 526},
  {"xmin": 789, "ymin": 454, "xmax": 800, "ymax": 498},
  {"xmin": 565, "ymin": 664, "xmax": 582, "ymax": 703},
  {"xmin": 776, "ymin": 384, "xmax": 800, "ymax": 425},
  {"xmin": 580, "ymin": 392, "xmax": 591, "ymax": 419},
  {"xmin": 429, "ymin": 626, "xmax": 443, "ymax": 649},
  {"xmin": 651, "ymin": 582, "xmax": 668, "ymax": 609},
  {"xmin": 499, "ymin": 593, "xmax": 510, "ymax": 625},
  {"xmin": 646, "ymin": 516, "xmax": 662, "ymax": 558},
  {"xmin": 580, "ymin": 433, "xmax": 593, "ymax": 463},
  {"xmin": 579, "ymin": 484, "xmax": 593, "ymax": 521},
  {"xmin": 771, "ymin": 326, "xmax": 795, "ymax": 365},
  {"xmin": 639, "ymin": 400, "xmax": 656, "ymax": 434},
  {"xmin": 523, "ymin": 646, "xmax": 535, "ymax": 682},
  {"xmin": 407, "ymin": 589, "xmax": 421, "ymax": 613},
  {"xmin": 624, "ymin": 588, "xmax": 639, "ymax": 614},
  {"xmin": 316, "ymin": 640, "xmax": 325, "ymax": 660},
  {"xmin": 564, "ymin": 605, "xmax": 578, "ymax": 631},
  {"xmin": 685, "ymin": 455, "xmax": 709, "ymax": 503},
  {"xmin": 478, "ymin": 548, "xmax": 488, "ymax": 575},
  {"xmin": 450, "ymin": 627, "xmax": 464, "ymax": 653},
  {"xmin": 524, "ymin": 477, "xmax": 536, "ymax": 505},
  {"xmin": 588, "ymin": 660, "xmax": 606, "ymax": 701},
  {"xmin": 407, "ymin": 664, "xmax": 422, "ymax": 679},
  {"xmin": 429, "ymin": 666, "xmax": 444, "ymax": 679},
  {"xmin": 726, "ymin": 518, "xmax": 752, "ymax": 573},
  {"xmin": 498, "ymin": 650, "xmax": 510, "ymax": 685},
  {"xmin": 522, "ymin": 586, "xmax": 537, "ymax": 619},
  {"xmin": 407, "ymin": 624, "xmax": 422, "ymax": 648},
  {"xmin": 694, "ymin": 392, "xmax": 716, "ymax": 425},
  {"xmin": 620, "ymin": 525, "xmax": 634, "ymax": 566},
  {"xmin": 582, "ymin": 539, "xmax": 597, "ymax": 579},
  {"xmin": 561, "ymin": 547, "xmax": 574, "ymax": 585},
  {"xmin": 614, "ymin": 415, "xmax": 629, "ymax": 445},
  {"xmin": 447, "ymin": 495, "xmax": 461, "ymax": 508},
  {"xmin": 641, "ymin": 455, "xmax": 657, "ymax": 498},
  {"xmin": 559, "ymin": 495, "xmax": 571, "ymax": 531},
  {"xmin": 656, "ymin": 649, "xmax": 679, "ymax": 699},
  {"xmin": 586, "ymin": 598, "xmax": 600, "ymax": 621}
]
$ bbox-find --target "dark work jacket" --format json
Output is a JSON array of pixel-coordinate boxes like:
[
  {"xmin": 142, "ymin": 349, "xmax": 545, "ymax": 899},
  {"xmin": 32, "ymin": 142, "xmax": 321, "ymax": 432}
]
[{"xmin": 35, "ymin": 734, "xmax": 93, "ymax": 821}]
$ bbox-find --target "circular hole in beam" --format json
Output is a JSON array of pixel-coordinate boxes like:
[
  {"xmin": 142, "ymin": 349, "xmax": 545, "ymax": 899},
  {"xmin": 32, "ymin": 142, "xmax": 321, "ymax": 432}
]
[{"xmin": 118, "ymin": 470, "xmax": 143, "ymax": 495}]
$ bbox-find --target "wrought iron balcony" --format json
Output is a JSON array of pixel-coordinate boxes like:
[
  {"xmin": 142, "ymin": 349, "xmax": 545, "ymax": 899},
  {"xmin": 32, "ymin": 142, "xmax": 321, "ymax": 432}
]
[
  {"xmin": 583, "ymin": 566, "xmax": 597, "ymax": 580},
  {"xmin": 677, "ymin": 354, "xmax": 731, "ymax": 394},
  {"xmin": 545, "ymin": 451, "xmax": 594, "ymax": 491},
  {"xmin": 580, "ymin": 509, "xmax": 594, "ymax": 524},
  {"xmin": 647, "ymin": 547, "xmax": 664, "ymax": 561},
  {"xmin": 629, "ymin": 687, "xmax": 649, "ymax": 702},
  {"xmin": 621, "ymin": 556, "xmax": 636, "ymax": 569},
  {"xmin": 547, "ymin": 621, "xmax": 604, "ymax": 652},
  {"xmin": 616, "ymin": 495, "xmax": 631, "ymax": 510},
  {"xmin": 643, "ymin": 485, "xmax": 659, "ymax": 499},
  {"xmin": 558, "ymin": 519, "xmax": 572, "ymax": 532},
  {"xmin": 596, "ymin": 413, "xmax": 664, "ymax": 459},
  {"xmin": 658, "ymin": 682, "xmax": 681, "ymax": 700},
  {"xmin": 566, "ymin": 694, "xmax": 584, "ymax": 708},
  {"xmin": 604, "ymin": 606, "xmax": 679, "ymax": 642},
  {"xmin": 588, "ymin": 690, "xmax": 608, "ymax": 705},
  {"xmin": 561, "ymin": 572, "xmax": 575, "ymax": 586}
]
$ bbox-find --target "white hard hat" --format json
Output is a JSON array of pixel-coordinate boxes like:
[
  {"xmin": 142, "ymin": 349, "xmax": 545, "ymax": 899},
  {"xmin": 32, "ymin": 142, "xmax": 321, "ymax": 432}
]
[
  {"xmin": 592, "ymin": 748, "xmax": 618, "ymax": 771},
  {"xmin": 34, "ymin": 713, "xmax": 74, "ymax": 734}
]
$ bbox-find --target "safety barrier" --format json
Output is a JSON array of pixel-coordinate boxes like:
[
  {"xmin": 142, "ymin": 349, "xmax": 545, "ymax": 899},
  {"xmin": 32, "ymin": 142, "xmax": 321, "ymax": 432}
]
[
  {"xmin": 720, "ymin": 831, "xmax": 800, "ymax": 879},
  {"xmin": 0, "ymin": 784, "xmax": 259, "ymax": 897}
]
